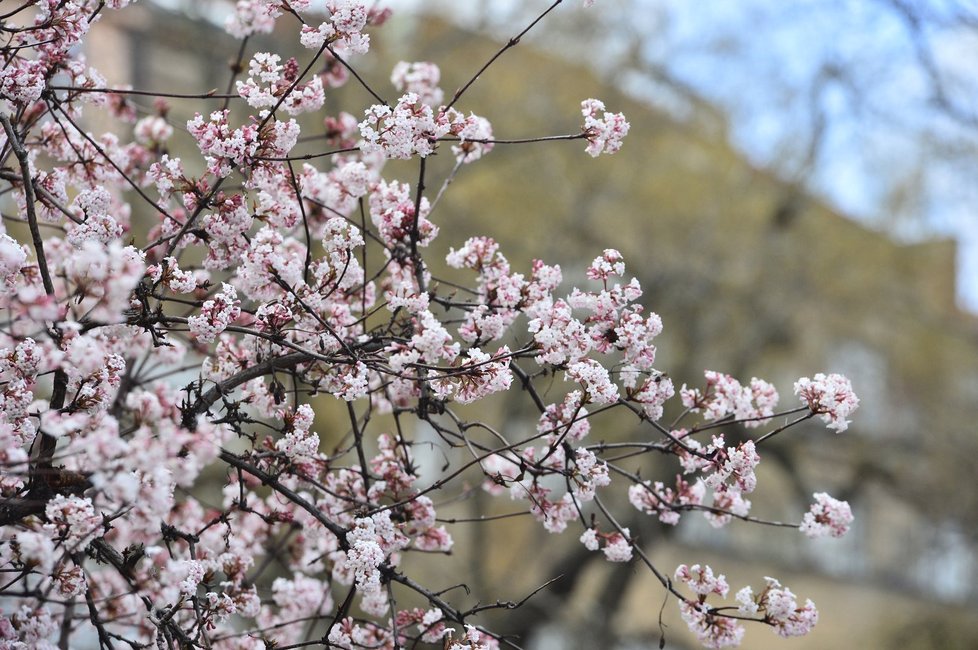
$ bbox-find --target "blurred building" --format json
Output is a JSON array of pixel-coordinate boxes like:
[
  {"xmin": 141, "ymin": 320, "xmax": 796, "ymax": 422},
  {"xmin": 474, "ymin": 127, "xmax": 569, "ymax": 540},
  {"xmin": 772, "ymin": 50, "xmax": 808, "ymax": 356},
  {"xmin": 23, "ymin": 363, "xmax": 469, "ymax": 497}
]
[{"xmin": 86, "ymin": 3, "xmax": 978, "ymax": 648}]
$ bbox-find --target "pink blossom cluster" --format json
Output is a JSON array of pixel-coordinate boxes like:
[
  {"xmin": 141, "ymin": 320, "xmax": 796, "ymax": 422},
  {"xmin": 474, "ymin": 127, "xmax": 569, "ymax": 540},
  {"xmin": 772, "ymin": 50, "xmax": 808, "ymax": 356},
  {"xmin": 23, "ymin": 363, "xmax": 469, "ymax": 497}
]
[
  {"xmin": 448, "ymin": 625, "xmax": 501, "ymax": 650},
  {"xmin": 736, "ymin": 578, "xmax": 819, "ymax": 637},
  {"xmin": 676, "ymin": 566, "xmax": 819, "ymax": 647},
  {"xmin": 59, "ymin": 240, "xmax": 146, "ymax": 322},
  {"xmin": 369, "ymin": 178, "xmax": 438, "ymax": 246},
  {"xmin": 445, "ymin": 109, "xmax": 496, "ymax": 163},
  {"xmin": 432, "ymin": 346, "xmax": 514, "ymax": 403},
  {"xmin": 236, "ymin": 52, "xmax": 326, "ymax": 115},
  {"xmin": 67, "ymin": 187, "xmax": 125, "ymax": 246},
  {"xmin": 300, "ymin": 0, "xmax": 372, "ymax": 54},
  {"xmin": 274, "ymin": 404, "xmax": 321, "ymax": 460},
  {"xmin": 681, "ymin": 370, "xmax": 780, "ymax": 427},
  {"xmin": 0, "ymin": 59, "xmax": 47, "ymax": 104},
  {"xmin": 187, "ymin": 110, "xmax": 299, "ymax": 177},
  {"xmin": 149, "ymin": 257, "xmax": 200, "ymax": 294},
  {"xmin": 187, "ymin": 283, "xmax": 241, "ymax": 342},
  {"xmin": 680, "ymin": 601, "xmax": 746, "ymax": 649},
  {"xmin": 580, "ymin": 527, "xmax": 633, "ymax": 562},
  {"xmin": 794, "ymin": 372, "xmax": 860, "ymax": 432},
  {"xmin": 391, "ymin": 60, "xmax": 444, "ymax": 106},
  {"xmin": 800, "ymin": 492, "xmax": 854, "ymax": 538},
  {"xmin": 396, "ymin": 607, "xmax": 450, "ymax": 644},
  {"xmin": 581, "ymin": 98, "xmax": 631, "ymax": 157},
  {"xmin": 44, "ymin": 495, "xmax": 102, "ymax": 549},
  {"xmin": 359, "ymin": 92, "xmax": 451, "ymax": 159},
  {"xmin": 134, "ymin": 115, "xmax": 174, "ymax": 147}
]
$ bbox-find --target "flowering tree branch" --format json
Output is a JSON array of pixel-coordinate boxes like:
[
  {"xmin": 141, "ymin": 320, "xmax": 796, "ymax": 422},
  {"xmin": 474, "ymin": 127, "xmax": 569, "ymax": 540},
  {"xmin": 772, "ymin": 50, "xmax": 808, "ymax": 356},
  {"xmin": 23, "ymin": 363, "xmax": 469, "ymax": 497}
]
[{"xmin": 0, "ymin": 1, "xmax": 859, "ymax": 649}]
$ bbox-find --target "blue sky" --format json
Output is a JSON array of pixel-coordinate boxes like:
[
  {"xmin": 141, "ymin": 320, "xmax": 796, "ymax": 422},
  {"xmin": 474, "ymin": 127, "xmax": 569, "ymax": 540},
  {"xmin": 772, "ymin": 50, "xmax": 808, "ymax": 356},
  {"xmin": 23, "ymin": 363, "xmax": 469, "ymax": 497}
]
[{"xmin": 641, "ymin": 0, "xmax": 978, "ymax": 309}]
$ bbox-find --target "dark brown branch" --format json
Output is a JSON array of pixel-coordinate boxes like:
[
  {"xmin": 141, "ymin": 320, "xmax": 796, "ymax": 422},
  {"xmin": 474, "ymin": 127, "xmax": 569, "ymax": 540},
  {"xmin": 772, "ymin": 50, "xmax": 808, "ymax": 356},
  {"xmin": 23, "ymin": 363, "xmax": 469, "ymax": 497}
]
[
  {"xmin": 446, "ymin": 0, "xmax": 564, "ymax": 111},
  {"xmin": 218, "ymin": 449, "xmax": 349, "ymax": 543},
  {"xmin": 48, "ymin": 85, "xmax": 239, "ymax": 100},
  {"xmin": 1, "ymin": 113, "xmax": 54, "ymax": 295},
  {"xmin": 186, "ymin": 351, "xmax": 309, "ymax": 423}
]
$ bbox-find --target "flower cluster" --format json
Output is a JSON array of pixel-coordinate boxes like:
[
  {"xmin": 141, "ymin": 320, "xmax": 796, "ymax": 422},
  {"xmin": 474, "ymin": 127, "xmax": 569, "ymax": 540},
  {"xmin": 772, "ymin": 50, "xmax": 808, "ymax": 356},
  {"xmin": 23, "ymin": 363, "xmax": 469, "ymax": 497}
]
[
  {"xmin": 681, "ymin": 371, "xmax": 779, "ymax": 427},
  {"xmin": 800, "ymin": 492, "xmax": 854, "ymax": 538},
  {"xmin": 432, "ymin": 346, "xmax": 514, "ymax": 403},
  {"xmin": 359, "ymin": 92, "xmax": 450, "ymax": 159},
  {"xmin": 149, "ymin": 257, "xmax": 200, "ymax": 294},
  {"xmin": 236, "ymin": 52, "xmax": 326, "ymax": 115},
  {"xmin": 581, "ymin": 98, "xmax": 631, "ymax": 157},
  {"xmin": 391, "ymin": 61, "xmax": 444, "ymax": 106},
  {"xmin": 300, "ymin": 0, "xmax": 372, "ymax": 54},
  {"xmin": 274, "ymin": 404, "xmax": 321, "ymax": 461},
  {"xmin": 187, "ymin": 283, "xmax": 241, "ymax": 342},
  {"xmin": 736, "ymin": 578, "xmax": 819, "ymax": 638},
  {"xmin": 580, "ymin": 527, "xmax": 633, "ymax": 562},
  {"xmin": 676, "ymin": 566, "xmax": 819, "ymax": 647},
  {"xmin": 628, "ymin": 475, "xmax": 705, "ymax": 526},
  {"xmin": 794, "ymin": 372, "xmax": 860, "ymax": 432}
]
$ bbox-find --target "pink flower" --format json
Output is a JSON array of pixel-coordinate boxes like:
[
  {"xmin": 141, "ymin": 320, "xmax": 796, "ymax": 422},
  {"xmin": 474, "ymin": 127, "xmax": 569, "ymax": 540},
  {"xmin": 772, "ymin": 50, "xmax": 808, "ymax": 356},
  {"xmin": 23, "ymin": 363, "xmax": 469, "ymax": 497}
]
[
  {"xmin": 565, "ymin": 359, "xmax": 619, "ymax": 404},
  {"xmin": 188, "ymin": 283, "xmax": 241, "ymax": 343},
  {"xmin": 44, "ymin": 495, "xmax": 101, "ymax": 549},
  {"xmin": 705, "ymin": 484, "xmax": 752, "ymax": 528},
  {"xmin": 300, "ymin": 1, "xmax": 371, "ymax": 54},
  {"xmin": 602, "ymin": 530, "xmax": 633, "ymax": 562},
  {"xmin": 236, "ymin": 53, "xmax": 325, "ymax": 115},
  {"xmin": 675, "ymin": 563, "xmax": 730, "ymax": 598},
  {"xmin": 449, "ymin": 112, "xmax": 494, "ymax": 163},
  {"xmin": 391, "ymin": 61, "xmax": 443, "ymax": 106},
  {"xmin": 149, "ymin": 257, "xmax": 198, "ymax": 294},
  {"xmin": 225, "ymin": 0, "xmax": 279, "ymax": 38},
  {"xmin": 369, "ymin": 178, "xmax": 438, "ymax": 246},
  {"xmin": 528, "ymin": 299, "xmax": 593, "ymax": 365},
  {"xmin": 432, "ymin": 347, "xmax": 513, "ymax": 404},
  {"xmin": 679, "ymin": 601, "xmax": 745, "ymax": 649},
  {"xmin": 586, "ymin": 248, "xmax": 626, "ymax": 281},
  {"xmin": 624, "ymin": 370, "xmax": 675, "ymax": 420},
  {"xmin": 0, "ymin": 235, "xmax": 28, "ymax": 295},
  {"xmin": 629, "ymin": 476, "xmax": 704, "ymax": 526},
  {"xmin": 275, "ymin": 404, "xmax": 321, "ymax": 460},
  {"xmin": 538, "ymin": 392, "xmax": 590, "ymax": 442},
  {"xmin": 800, "ymin": 492, "xmax": 854, "ymax": 538},
  {"xmin": 754, "ymin": 578, "xmax": 819, "ymax": 637},
  {"xmin": 0, "ymin": 59, "xmax": 47, "ymax": 104},
  {"xmin": 579, "ymin": 528, "xmax": 599, "ymax": 550},
  {"xmin": 705, "ymin": 440, "xmax": 761, "ymax": 494},
  {"xmin": 528, "ymin": 490, "xmax": 579, "ymax": 534},
  {"xmin": 133, "ymin": 115, "xmax": 173, "ymax": 146},
  {"xmin": 571, "ymin": 447, "xmax": 610, "ymax": 501},
  {"xmin": 581, "ymin": 99, "xmax": 630, "ymax": 156},
  {"xmin": 178, "ymin": 559, "xmax": 205, "ymax": 596},
  {"xmin": 681, "ymin": 371, "xmax": 779, "ymax": 427},
  {"xmin": 794, "ymin": 373, "xmax": 859, "ymax": 432},
  {"xmin": 359, "ymin": 93, "xmax": 450, "ymax": 159}
]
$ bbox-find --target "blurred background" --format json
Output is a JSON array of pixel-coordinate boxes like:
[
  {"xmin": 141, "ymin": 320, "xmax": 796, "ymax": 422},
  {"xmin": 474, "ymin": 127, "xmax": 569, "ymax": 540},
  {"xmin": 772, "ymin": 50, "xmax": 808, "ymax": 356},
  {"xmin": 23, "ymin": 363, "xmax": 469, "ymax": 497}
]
[{"xmin": 86, "ymin": 1, "xmax": 978, "ymax": 647}]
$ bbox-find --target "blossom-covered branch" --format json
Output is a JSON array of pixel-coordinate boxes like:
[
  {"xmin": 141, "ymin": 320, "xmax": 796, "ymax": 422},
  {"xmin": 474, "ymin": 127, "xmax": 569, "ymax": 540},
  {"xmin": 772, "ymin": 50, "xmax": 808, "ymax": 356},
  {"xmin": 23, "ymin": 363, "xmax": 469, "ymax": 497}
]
[{"xmin": 0, "ymin": 1, "xmax": 857, "ymax": 648}]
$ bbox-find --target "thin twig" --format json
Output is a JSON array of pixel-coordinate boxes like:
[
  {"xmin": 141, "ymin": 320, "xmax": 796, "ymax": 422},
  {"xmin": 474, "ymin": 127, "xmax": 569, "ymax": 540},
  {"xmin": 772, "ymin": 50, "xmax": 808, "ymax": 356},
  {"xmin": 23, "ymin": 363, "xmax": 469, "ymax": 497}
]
[
  {"xmin": 1, "ymin": 113, "xmax": 54, "ymax": 295},
  {"xmin": 446, "ymin": 0, "xmax": 564, "ymax": 111}
]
